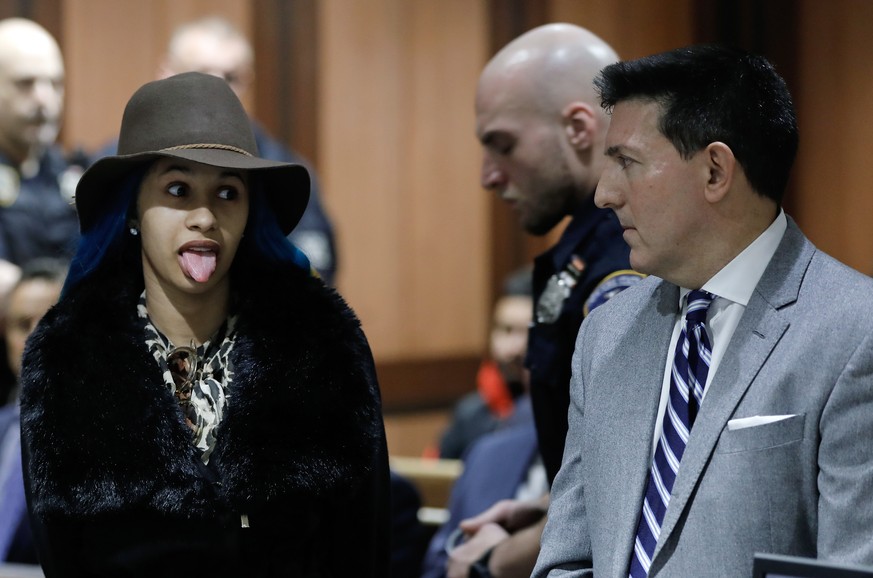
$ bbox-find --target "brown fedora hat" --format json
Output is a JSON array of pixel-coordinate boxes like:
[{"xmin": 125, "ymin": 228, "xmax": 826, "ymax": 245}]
[{"xmin": 75, "ymin": 72, "xmax": 310, "ymax": 234}]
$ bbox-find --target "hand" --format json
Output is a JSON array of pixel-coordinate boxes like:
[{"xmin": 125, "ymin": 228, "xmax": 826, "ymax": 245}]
[
  {"xmin": 446, "ymin": 522, "xmax": 509, "ymax": 578},
  {"xmin": 459, "ymin": 495, "xmax": 548, "ymax": 535}
]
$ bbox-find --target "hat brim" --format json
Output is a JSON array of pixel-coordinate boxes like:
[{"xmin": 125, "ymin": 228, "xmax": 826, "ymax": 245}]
[{"xmin": 76, "ymin": 148, "xmax": 311, "ymax": 235}]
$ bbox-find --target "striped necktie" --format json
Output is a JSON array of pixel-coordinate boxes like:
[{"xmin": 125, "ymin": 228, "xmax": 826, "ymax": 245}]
[{"xmin": 629, "ymin": 290, "xmax": 715, "ymax": 578}]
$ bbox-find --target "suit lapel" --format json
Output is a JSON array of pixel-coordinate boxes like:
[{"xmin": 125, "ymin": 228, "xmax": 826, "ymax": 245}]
[
  {"xmin": 605, "ymin": 281, "xmax": 680, "ymax": 575},
  {"xmin": 650, "ymin": 219, "xmax": 813, "ymax": 564}
]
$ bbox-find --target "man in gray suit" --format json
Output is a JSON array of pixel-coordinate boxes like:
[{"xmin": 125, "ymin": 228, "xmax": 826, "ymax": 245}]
[{"xmin": 533, "ymin": 45, "xmax": 873, "ymax": 578}]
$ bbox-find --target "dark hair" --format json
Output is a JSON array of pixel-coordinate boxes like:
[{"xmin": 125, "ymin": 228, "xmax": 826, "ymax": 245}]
[
  {"xmin": 594, "ymin": 44, "xmax": 798, "ymax": 203},
  {"xmin": 13, "ymin": 257, "xmax": 69, "ymax": 292},
  {"xmin": 63, "ymin": 165, "xmax": 310, "ymax": 296},
  {"xmin": 234, "ymin": 173, "xmax": 312, "ymax": 274},
  {"xmin": 63, "ymin": 168, "xmax": 145, "ymax": 294}
]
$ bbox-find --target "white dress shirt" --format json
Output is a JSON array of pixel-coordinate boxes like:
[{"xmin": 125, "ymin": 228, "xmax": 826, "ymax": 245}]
[{"xmin": 651, "ymin": 211, "xmax": 788, "ymax": 455}]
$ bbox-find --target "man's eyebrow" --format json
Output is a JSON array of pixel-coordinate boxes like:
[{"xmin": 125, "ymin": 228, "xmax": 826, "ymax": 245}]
[
  {"xmin": 478, "ymin": 130, "xmax": 496, "ymax": 146},
  {"xmin": 605, "ymin": 145, "xmax": 622, "ymax": 157},
  {"xmin": 478, "ymin": 128, "xmax": 512, "ymax": 147}
]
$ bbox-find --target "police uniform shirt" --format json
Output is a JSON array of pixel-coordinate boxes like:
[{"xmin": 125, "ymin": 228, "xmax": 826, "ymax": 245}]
[
  {"xmin": 527, "ymin": 196, "xmax": 643, "ymax": 484},
  {"xmin": 0, "ymin": 147, "xmax": 80, "ymax": 266}
]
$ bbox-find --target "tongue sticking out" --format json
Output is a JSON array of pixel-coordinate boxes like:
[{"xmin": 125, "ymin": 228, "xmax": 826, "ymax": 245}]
[{"xmin": 180, "ymin": 250, "xmax": 217, "ymax": 283}]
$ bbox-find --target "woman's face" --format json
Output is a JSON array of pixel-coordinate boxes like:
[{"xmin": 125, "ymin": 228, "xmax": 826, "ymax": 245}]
[{"xmin": 137, "ymin": 157, "xmax": 249, "ymax": 297}]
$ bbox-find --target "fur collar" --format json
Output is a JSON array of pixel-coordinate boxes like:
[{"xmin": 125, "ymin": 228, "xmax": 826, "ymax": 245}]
[{"xmin": 21, "ymin": 262, "xmax": 383, "ymax": 520}]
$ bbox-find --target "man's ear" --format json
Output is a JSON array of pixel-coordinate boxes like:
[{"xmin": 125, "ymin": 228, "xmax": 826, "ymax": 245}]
[
  {"xmin": 562, "ymin": 102, "xmax": 598, "ymax": 151},
  {"xmin": 703, "ymin": 141, "xmax": 735, "ymax": 203}
]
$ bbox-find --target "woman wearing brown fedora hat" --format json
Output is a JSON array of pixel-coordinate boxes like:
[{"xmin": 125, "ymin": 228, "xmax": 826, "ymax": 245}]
[{"xmin": 18, "ymin": 72, "xmax": 390, "ymax": 577}]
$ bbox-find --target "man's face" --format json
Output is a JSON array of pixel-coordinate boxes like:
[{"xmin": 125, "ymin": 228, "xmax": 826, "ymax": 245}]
[
  {"xmin": 5, "ymin": 277, "xmax": 61, "ymax": 376},
  {"xmin": 475, "ymin": 77, "xmax": 577, "ymax": 236},
  {"xmin": 0, "ymin": 39, "xmax": 64, "ymax": 161},
  {"xmin": 489, "ymin": 294, "xmax": 532, "ymax": 391},
  {"xmin": 595, "ymin": 99, "xmax": 705, "ymax": 283},
  {"xmin": 168, "ymin": 33, "xmax": 252, "ymax": 99}
]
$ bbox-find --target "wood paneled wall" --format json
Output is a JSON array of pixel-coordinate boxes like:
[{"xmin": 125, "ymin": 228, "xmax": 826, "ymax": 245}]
[
  {"xmin": 794, "ymin": 0, "xmax": 873, "ymax": 275},
  {"xmin": 61, "ymin": 0, "xmax": 252, "ymax": 151},
  {"xmin": 317, "ymin": 0, "xmax": 491, "ymax": 363},
  {"xmin": 550, "ymin": 0, "xmax": 695, "ymax": 59},
  {"xmin": 7, "ymin": 1, "xmax": 873, "ymax": 418}
]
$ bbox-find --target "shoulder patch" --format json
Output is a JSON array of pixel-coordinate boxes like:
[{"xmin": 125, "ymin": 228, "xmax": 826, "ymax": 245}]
[{"xmin": 583, "ymin": 269, "xmax": 646, "ymax": 316}]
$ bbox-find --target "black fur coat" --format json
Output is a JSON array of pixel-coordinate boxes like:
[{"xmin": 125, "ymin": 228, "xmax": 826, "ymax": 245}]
[{"xmin": 19, "ymin": 260, "xmax": 390, "ymax": 577}]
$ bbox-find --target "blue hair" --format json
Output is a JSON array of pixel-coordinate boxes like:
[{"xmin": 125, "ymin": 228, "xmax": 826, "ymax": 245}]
[
  {"xmin": 63, "ymin": 165, "xmax": 311, "ymax": 296},
  {"xmin": 63, "ymin": 168, "xmax": 144, "ymax": 296},
  {"xmin": 235, "ymin": 177, "xmax": 312, "ymax": 273}
]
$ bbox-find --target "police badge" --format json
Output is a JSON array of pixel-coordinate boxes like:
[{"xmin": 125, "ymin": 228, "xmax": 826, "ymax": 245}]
[{"xmin": 536, "ymin": 255, "xmax": 585, "ymax": 324}]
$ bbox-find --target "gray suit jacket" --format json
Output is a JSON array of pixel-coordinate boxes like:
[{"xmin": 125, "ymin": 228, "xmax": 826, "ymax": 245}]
[{"xmin": 534, "ymin": 219, "xmax": 873, "ymax": 577}]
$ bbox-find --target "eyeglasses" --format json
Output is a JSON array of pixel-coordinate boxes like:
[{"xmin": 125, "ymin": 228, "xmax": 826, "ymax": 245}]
[{"xmin": 167, "ymin": 346, "xmax": 198, "ymax": 408}]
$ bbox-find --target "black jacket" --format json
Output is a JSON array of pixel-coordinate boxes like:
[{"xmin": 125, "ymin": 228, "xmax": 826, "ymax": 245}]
[{"xmin": 19, "ymin": 259, "xmax": 390, "ymax": 577}]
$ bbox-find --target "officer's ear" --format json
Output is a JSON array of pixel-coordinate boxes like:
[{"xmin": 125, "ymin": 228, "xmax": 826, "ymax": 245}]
[{"xmin": 562, "ymin": 102, "xmax": 599, "ymax": 152}]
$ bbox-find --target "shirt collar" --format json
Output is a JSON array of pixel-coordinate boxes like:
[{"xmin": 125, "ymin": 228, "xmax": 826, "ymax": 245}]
[{"xmin": 679, "ymin": 209, "xmax": 787, "ymax": 308}]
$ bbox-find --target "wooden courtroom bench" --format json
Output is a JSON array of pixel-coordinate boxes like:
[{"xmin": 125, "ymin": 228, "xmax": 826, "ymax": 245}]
[{"xmin": 390, "ymin": 455, "xmax": 463, "ymax": 526}]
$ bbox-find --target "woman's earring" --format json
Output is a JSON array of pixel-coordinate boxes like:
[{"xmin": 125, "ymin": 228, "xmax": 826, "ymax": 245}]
[{"xmin": 129, "ymin": 226, "xmax": 139, "ymax": 236}]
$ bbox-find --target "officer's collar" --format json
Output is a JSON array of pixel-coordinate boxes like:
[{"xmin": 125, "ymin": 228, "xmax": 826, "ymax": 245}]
[{"xmin": 547, "ymin": 194, "xmax": 610, "ymax": 270}]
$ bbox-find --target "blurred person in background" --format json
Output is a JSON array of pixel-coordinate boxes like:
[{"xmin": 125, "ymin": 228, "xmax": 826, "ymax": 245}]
[
  {"xmin": 0, "ymin": 258, "xmax": 66, "ymax": 565},
  {"xmin": 438, "ymin": 266, "xmax": 533, "ymax": 460},
  {"xmin": 422, "ymin": 269, "xmax": 547, "ymax": 578},
  {"xmin": 0, "ymin": 18, "xmax": 82, "ymax": 405}
]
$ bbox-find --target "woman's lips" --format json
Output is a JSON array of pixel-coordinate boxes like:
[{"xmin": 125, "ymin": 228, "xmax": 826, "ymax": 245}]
[{"xmin": 178, "ymin": 241, "xmax": 220, "ymax": 283}]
